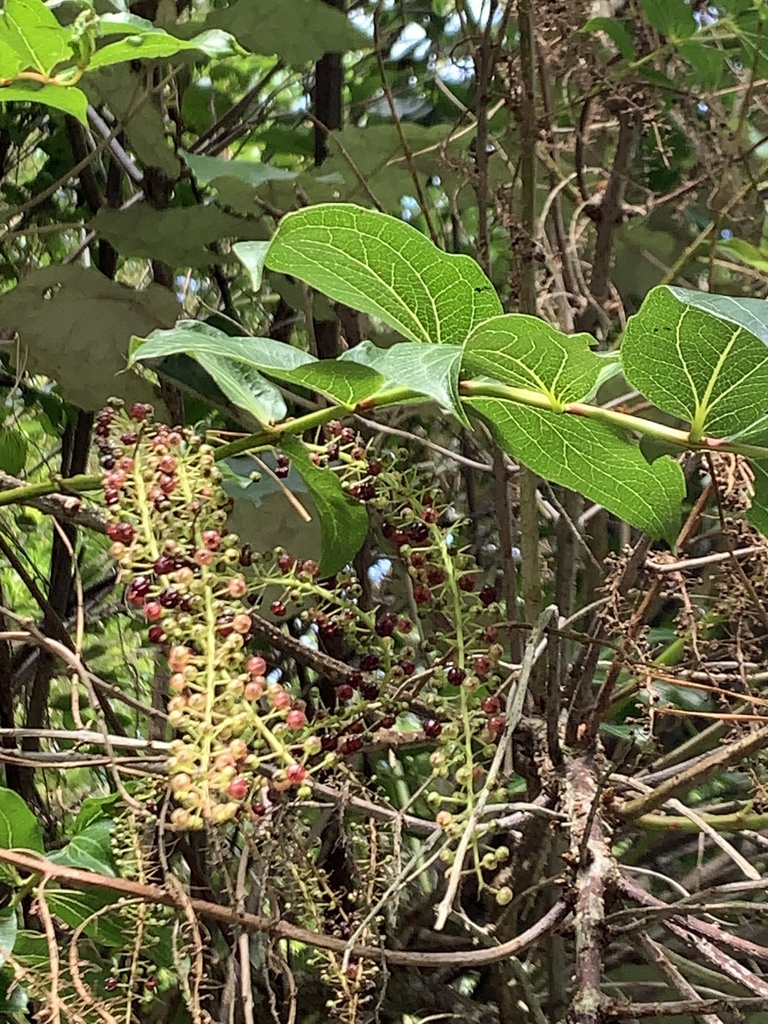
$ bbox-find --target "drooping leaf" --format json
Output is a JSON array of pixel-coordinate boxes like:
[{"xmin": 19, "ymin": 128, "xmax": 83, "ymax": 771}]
[
  {"xmin": 265, "ymin": 204, "xmax": 502, "ymax": 346},
  {"xmin": 204, "ymin": 0, "xmax": 369, "ymax": 66},
  {"xmin": 195, "ymin": 353, "xmax": 287, "ymax": 425},
  {"xmin": 0, "ymin": 0, "xmax": 71, "ymax": 76},
  {"xmin": 0, "ymin": 912, "xmax": 17, "ymax": 968},
  {"xmin": 622, "ymin": 286, "xmax": 768, "ymax": 441},
  {"xmin": 0, "ymin": 82, "xmax": 88, "ymax": 122},
  {"xmin": 131, "ymin": 320, "xmax": 385, "ymax": 412},
  {"xmin": 0, "ymin": 788, "xmax": 43, "ymax": 853},
  {"xmin": 462, "ymin": 314, "xmax": 603, "ymax": 409},
  {"xmin": 47, "ymin": 821, "xmax": 116, "ymax": 876},
  {"xmin": 94, "ymin": 205, "xmax": 267, "ymax": 268},
  {"xmin": 233, "ymin": 241, "xmax": 271, "ymax": 291},
  {"xmin": 465, "ymin": 398, "xmax": 685, "ymax": 544},
  {"xmin": 0, "ymin": 265, "xmax": 175, "ymax": 411},
  {"xmin": 131, "ymin": 322, "xmax": 289, "ymax": 426},
  {"xmin": 279, "ymin": 436, "xmax": 369, "ymax": 575},
  {"xmin": 88, "ymin": 13, "xmax": 242, "ymax": 68},
  {"xmin": 0, "ymin": 428, "xmax": 27, "ymax": 477},
  {"xmin": 341, "ymin": 340, "xmax": 469, "ymax": 425}
]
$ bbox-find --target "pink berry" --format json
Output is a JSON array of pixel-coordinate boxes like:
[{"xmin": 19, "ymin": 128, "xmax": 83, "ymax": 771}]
[
  {"xmin": 247, "ymin": 655, "xmax": 267, "ymax": 676},
  {"xmin": 286, "ymin": 709, "xmax": 307, "ymax": 730},
  {"xmin": 228, "ymin": 777, "xmax": 249, "ymax": 800},
  {"xmin": 144, "ymin": 601, "xmax": 163, "ymax": 622},
  {"xmin": 286, "ymin": 764, "xmax": 306, "ymax": 786}
]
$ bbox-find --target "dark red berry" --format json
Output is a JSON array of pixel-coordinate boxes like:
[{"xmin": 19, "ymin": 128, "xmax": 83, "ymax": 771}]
[
  {"xmin": 340, "ymin": 736, "xmax": 363, "ymax": 755},
  {"xmin": 105, "ymin": 977, "xmax": 118, "ymax": 992},
  {"xmin": 348, "ymin": 719, "xmax": 365, "ymax": 735},
  {"xmin": 488, "ymin": 714, "xmax": 506, "ymax": 737},
  {"xmin": 347, "ymin": 670, "xmax": 364, "ymax": 689},
  {"xmin": 458, "ymin": 574, "xmax": 475, "ymax": 592},
  {"xmin": 158, "ymin": 587, "xmax": 180, "ymax": 609},
  {"xmin": 159, "ymin": 474, "xmax": 176, "ymax": 495},
  {"xmin": 320, "ymin": 733, "xmax": 339, "ymax": 751},
  {"xmin": 408, "ymin": 522, "xmax": 429, "ymax": 544},
  {"xmin": 157, "ymin": 455, "xmax": 177, "ymax": 475},
  {"xmin": 360, "ymin": 682, "xmax": 379, "ymax": 700},
  {"xmin": 340, "ymin": 427, "xmax": 355, "ymax": 444},
  {"xmin": 129, "ymin": 402, "xmax": 153, "ymax": 421},
  {"xmin": 360, "ymin": 654, "xmax": 380, "ymax": 672},
  {"xmin": 398, "ymin": 660, "xmax": 415, "ymax": 677},
  {"xmin": 423, "ymin": 719, "xmax": 442, "ymax": 739},
  {"xmin": 120, "ymin": 431, "xmax": 140, "ymax": 445},
  {"xmin": 447, "ymin": 666, "xmax": 466, "ymax": 685},
  {"xmin": 422, "ymin": 507, "xmax": 440, "ymax": 524},
  {"xmin": 479, "ymin": 584, "xmax": 498, "ymax": 607},
  {"xmin": 379, "ymin": 714, "xmax": 396, "ymax": 729},
  {"xmin": 474, "ymin": 655, "xmax": 492, "ymax": 678},
  {"xmin": 413, "ymin": 584, "xmax": 431, "ymax": 605},
  {"xmin": 277, "ymin": 553, "xmax": 295, "ymax": 573},
  {"xmin": 143, "ymin": 977, "xmax": 157, "ymax": 992},
  {"xmin": 335, "ymin": 684, "xmax": 354, "ymax": 702},
  {"xmin": 326, "ymin": 443, "xmax": 340, "ymax": 460},
  {"xmin": 374, "ymin": 614, "xmax": 397, "ymax": 638},
  {"xmin": 270, "ymin": 600, "xmax": 287, "ymax": 617},
  {"xmin": 367, "ymin": 459, "xmax": 383, "ymax": 476},
  {"xmin": 481, "ymin": 695, "xmax": 501, "ymax": 715},
  {"xmin": 107, "ymin": 522, "xmax": 135, "ymax": 544},
  {"xmin": 239, "ymin": 545, "xmax": 253, "ymax": 567},
  {"xmin": 147, "ymin": 625, "xmax": 165, "ymax": 644},
  {"xmin": 381, "ymin": 522, "xmax": 396, "ymax": 539},
  {"xmin": 104, "ymin": 489, "xmax": 120, "ymax": 506},
  {"xmin": 153, "ymin": 555, "xmax": 175, "ymax": 576},
  {"xmin": 426, "ymin": 567, "xmax": 446, "ymax": 586}
]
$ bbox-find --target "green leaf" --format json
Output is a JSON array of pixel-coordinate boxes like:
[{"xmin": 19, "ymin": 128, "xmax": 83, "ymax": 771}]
[
  {"xmin": 204, "ymin": 0, "xmax": 369, "ymax": 66},
  {"xmin": 341, "ymin": 340, "xmax": 469, "ymax": 425},
  {"xmin": 717, "ymin": 238, "xmax": 768, "ymax": 274},
  {"xmin": 622, "ymin": 286, "xmax": 768, "ymax": 441},
  {"xmin": 88, "ymin": 14, "xmax": 242, "ymax": 68},
  {"xmin": 181, "ymin": 150, "xmax": 298, "ymax": 189},
  {"xmin": 279, "ymin": 436, "xmax": 368, "ymax": 575},
  {"xmin": 195, "ymin": 352, "xmax": 287, "ymax": 425},
  {"xmin": 580, "ymin": 17, "xmax": 635, "ymax": 60},
  {"xmin": 0, "ymin": 0, "xmax": 71, "ymax": 75},
  {"xmin": 462, "ymin": 314, "xmax": 603, "ymax": 409},
  {"xmin": 747, "ymin": 460, "xmax": 768, "ymax": 537},
  {"xmin": 265, "ymin": 204, "xmax": 501, "ymax": 346},
  {"xmin": 47, "ymin": 890, "xmax": 126, "ymax": 947},
  {"xmin": 73, "ymin": 792, "xmax": 121, "ymax": 833},
  {"xmin": 640, "ymin": 0, "xmax": 695, "ymax": 39},
  {"xmin": 48, "ymin": 821, "xmax": 116, "ymax": 876},
  {"xmin": 0, "ymin": 428, "xmax": 27, "ymax": 476},
  {"xmin": 233, "ymin": 241, "xmax": 271, "ymax": 291},
  {"xmin": 0, "ymin": 912, "xmax": 17, "ymax": 968},
  {"xmin": 0, "ymin": 82, "xmax": 88, "ymax": 122},
  {"xmin": 131, "ymin": 320, "xmax": 384, "ymax": 413},
  {"xmin": 0, "ymin": 265, "xmax": 175, "ymax": 411},
  {"xmin": 0, "ymin": 788, "xmax": 43, "ymax": 853},
  {"xmin": 93, "ymin": 205, "xmax": 268, "ymax": 268},
  {"xmin": 465, "ymin": 398, "xmax": 685, "ymax": 544}
]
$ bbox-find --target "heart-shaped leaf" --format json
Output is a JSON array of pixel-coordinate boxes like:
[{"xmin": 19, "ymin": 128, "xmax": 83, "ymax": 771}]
[
  {"xmin": 264, "ymin": 203, "xmax": 502, "ymax": 346},
  {"xmin": 462, "ymin": 314, "xmax": 604, "ymax": 409},
  {"xmin": 622, "ymin": 286, "xmax": 768, "ymax": 442},
  {"xmin": 465, "ymin": 398, "xmax": 685, "ymax": 544}
]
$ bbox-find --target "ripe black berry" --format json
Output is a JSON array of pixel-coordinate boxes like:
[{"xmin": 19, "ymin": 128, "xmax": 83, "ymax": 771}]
[
  {"xmin": 479, "ymin": 584, "xmax": 498, "ymax": 606},
  {"xmin": 447, "ymin": 666, "xmax": 466, "ymax": 685},
  {"xmin": 423, "ymin": 719, "xmax": 442, "ymax": 739}
]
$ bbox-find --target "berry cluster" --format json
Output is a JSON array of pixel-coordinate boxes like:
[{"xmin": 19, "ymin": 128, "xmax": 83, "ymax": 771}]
[{"xmin": 98, "ymin": 402, "xmax": 314, "ymax": 829}]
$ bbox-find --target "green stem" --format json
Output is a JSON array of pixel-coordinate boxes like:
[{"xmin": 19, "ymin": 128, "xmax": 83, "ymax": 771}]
[
  {"xmin": 0, "ymin": 473, "xmax": 102, "ymax": 509},
  {"xmin": 634, "ymin": 809, "xmax": 768, "ymax": 832}
]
